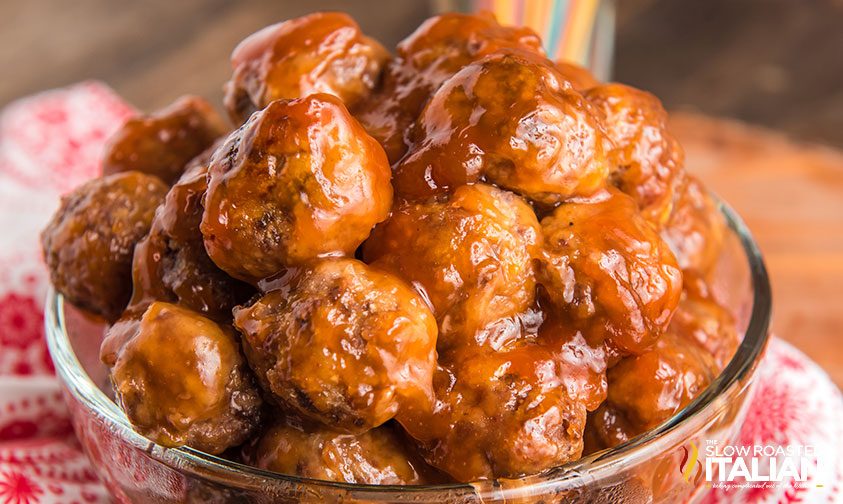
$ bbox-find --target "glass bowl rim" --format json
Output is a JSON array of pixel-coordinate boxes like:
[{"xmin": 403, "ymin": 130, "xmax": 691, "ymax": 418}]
[{"xmin": 44, "ymin": 196, "xmax": 771, "ymax": 497}]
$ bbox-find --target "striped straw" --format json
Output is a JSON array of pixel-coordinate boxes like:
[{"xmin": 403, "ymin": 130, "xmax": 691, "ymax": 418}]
[{"xmin": 444, "ymin": 0, "xmax": 604, "ymax": 66}]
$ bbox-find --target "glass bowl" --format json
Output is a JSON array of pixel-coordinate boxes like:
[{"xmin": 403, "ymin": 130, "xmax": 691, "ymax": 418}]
[{"xmin": 45, "ymin": 198, "xmax": 771, "ymax": 503}]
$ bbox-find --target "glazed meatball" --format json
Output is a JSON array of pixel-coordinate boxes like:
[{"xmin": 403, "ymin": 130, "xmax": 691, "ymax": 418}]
[
  {"xmin": 400, "ymin": 321, "xmax": 607, "ymax": 482},
  {"xmin": 668, "ymin": 290, "xmax": 740, "ymax": 371},
  {"xmin": 363, "ymin": 184, "xmax": 541, "ymax": 352},
  {"xmin": 101, "ymin": 302, "xmax": 262, "ymax": 454},
  {"xmin": 355, "ymin": 12, "xmax": 544, "ymax": 162},
  {"xmin": 584, "ymin": 284, "xmax": 738, "ymax": 451},
  {"xmin": 41, "ymin": 172, "xmax": 168, "ymax": 322},
  {"xmin": 249, "ymin": 419, "xmax": 439, "ymax": 484},
  {"xmin": 586, "ymin": 330, "xmax": 718, "ymax": 450},
  {"xmin": 585, "ymin": 84, "xmax": 684, "ymax": 226},
  {"xmin": 201, "ymin": 94, "xmax": 392, "ymax": 283},
  {"xmin": 537, "ymin": 188, "xmax": 683, "ymax": 355},
  {"xmin": 555, "ymin": 60, "xmax": 600, "ymax": 91},
  {"xmin": 393, "ymin": 51, "xmax": 610, "ymax": 206},
  {"xmin": 233, "ymin": 258, "xmax": 437, "ymax": 433},
  {"xmin": 661, "ymin": 175, "xmax": 726, "ymax": 274},
  {"xmin": 101, "ymin": 96, "xmax": 227, "ymax": 185},
  {"xmin": 130, "ymin": 161, "xmax": 253, "ymax": 321},
  {"xmin": 224, "ymin": 12, "xmax": 389, "ymax": 124}
]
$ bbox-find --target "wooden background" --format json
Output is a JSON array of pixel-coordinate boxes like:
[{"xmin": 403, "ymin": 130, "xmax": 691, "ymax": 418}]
[{"xmin": 1, "ymin": 0, "xmax": 841, "ymax": 386}]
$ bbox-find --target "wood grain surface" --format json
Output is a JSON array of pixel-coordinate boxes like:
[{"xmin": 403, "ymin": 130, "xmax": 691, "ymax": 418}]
[{"xmin": 672, "ymin": 113, "xmax": 843, "ymax": 387}]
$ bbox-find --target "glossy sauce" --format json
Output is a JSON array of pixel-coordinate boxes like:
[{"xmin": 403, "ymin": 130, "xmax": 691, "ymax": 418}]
[
  {"xmin": 393, "ymin": 51, "xmax": 610, "ymax": 206},
  {"xmin": 102, "ymin": 95, "xmax": 227, "ymax": 185},
  {"xmin": 364, "ymin": 183, "xmax": 541, "ymax": 352},
  {"xmin": 355, "ymin": 12, "xmax": 545, "ymax": 163},
  {"xmin": 225, "ymin": 12, "xmax": 389, "ymax": 123},
  {"xmin": 233, "ymin": 258, "xmax": 437, "ymax": 433},
  {"xmin": 130, "ymin": 160, "xmax": 253, "ymax": 321},
  {"xmin": 37, "ymin": 10, "xmax": 741, "ymax": 486},
  {"xmin": 201, "ymin": 94, "xmax": 393, "ymax": 283},
  {"xmin": 102, "ymin": 302, "xmax": 262, "ymax": 454}
]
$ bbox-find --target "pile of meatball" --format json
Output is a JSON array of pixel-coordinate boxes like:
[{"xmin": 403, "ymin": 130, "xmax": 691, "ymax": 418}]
[{"xmin": 41, "ymin": 11, "xmax": 739, "ymax": 484}]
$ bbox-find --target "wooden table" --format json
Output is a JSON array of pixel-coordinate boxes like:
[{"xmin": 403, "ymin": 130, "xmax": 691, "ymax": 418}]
[{"xmin": 671, "ymin": 113, "xmax": 843, "ymax": 387}]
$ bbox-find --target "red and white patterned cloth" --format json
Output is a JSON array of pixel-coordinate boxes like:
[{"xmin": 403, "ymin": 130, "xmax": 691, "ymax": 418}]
[{"xmin": 0, "ymin": 83, "xmax": 840, "ymax": 504}]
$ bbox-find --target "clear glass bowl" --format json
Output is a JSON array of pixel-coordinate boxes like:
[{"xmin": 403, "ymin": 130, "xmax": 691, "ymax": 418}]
[{"xmin": 45, "ymin": 198, "xmax": 771, "ymax": 503}]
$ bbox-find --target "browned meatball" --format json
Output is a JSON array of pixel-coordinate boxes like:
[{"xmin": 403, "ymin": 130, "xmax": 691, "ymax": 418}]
[
  {"xmin": 130, "ymin": 161, "xmax": 253, "ymax": 321},
  {"xmin": 355, "ymin": 12, "xmax": 544, "ymax": 163},
  {"xmin": 555, "ymin": 60, "xmax": 600, "ymax": 90},
  {"xmin": 363, "ymin": 184, "xmax": 541, "ymax": 352},
  {"xmin": 400, "ymin": 319, "xmax": 607, "ymax": 482},
  {"xmin": 233, "ymin": 258, "xmax": 437, "ymax": 433},
  {"xmin": 41, "ymin": 172, "xmax": 168, "ymax": 322},
  {"xmin": 661, "ymin": 175, "xmax": 726, "ymax": 274},
  {"xmin": 101, "ymin": 96, "xmax": 227, "ymax": 185},
  {"xmin": 668, "ymin": 289, "xmax": 740, "ymax": 371},
  {"xmin": 585, "ymin": 84, "xmax": 684, "ymax": 226},
  {"xmin": 224, "ymin": 12, "xmax": 389, "ymax": 124},
  {"xmin": 586, "ymin": 329, "xmax": 718, "ymax": 450},
  {"xmin": 393, "ymin": 51, "xmax": 610, "ymax": 206},
  {"xmin": 201, "ymin": 94, "xmax": 393, "ymax": 283},
  {"xmin": 248, "ymin": 419, "xmax": 440, "ymax": 484},
  {"xmin": 101, "ymin": 302, "xmax": 262, "ymax": 454},
  {"xmin": 584, "ymin": 282, "xmax": 738, "ymax": 451},
  {"xmin": 537, "ymin": 188, "xmax": 683, "ymax": 356}
]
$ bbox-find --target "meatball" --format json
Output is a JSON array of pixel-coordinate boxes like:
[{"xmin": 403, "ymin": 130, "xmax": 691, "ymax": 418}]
[
  {"xmin": 586, "ymin": 330, "xmax": 718, "ymax": 450},
  {"xmin": 355, "ymin": 12, "xmax": 544, "ymax": 162},
  {"xmin": 555, "ymin": 60, "xmax": 600, "ymax": 91},
  {"xmin": 661, "ymin": 175, "xmax": 726, "ymax": 274},
  {"xmin": 393, "ymin": 51, "xmax": 610, "ymax": 206},
  {"xmin": 101, "ymin": 302, "xmax": 262, "ymax": 454},
  {"xmin": 101, "ymin": 96, "xmax": 227, "ymax": 185},
  {"xmin": 668, "ymin": 290, "xmax": 740, "ymax": 371},
  {"xmin": 201, "ymin": 94, "xmax": 393, "ymax": 283},
  {"xmin": 585, "ymin": 84, "xmax": 684, "ymax": 226},
  {"xmin": 41, "ymin": 172, "xmax": 168, "ymax": 322},
  {"xmin": 233, "ymin": 258, "xmax": 437, "ymax": 433},
  {"xmin": 363, "ymin": 184, "xmax": 541, "ymax": 352},
  {"xmin": 537, "ymin": 188, "xmax": 682, "ymax": 355},
  {"xmin": 224, "ymin": 12, "xmax": 389, "ymax": 124},
  {"xmin": 400, "ymin": 321, "xmax": 607, "ymax": 482},
  {"xmin": 130, "ymin": 161, "xmax": 253, "ymax": 321},
  {"xmin": 584, "ymin": 284, "xmax": 737, "ymax": 452},
  {"xmin": 248, "ymin": 419, "xmax": 439, "ymax": 484}
]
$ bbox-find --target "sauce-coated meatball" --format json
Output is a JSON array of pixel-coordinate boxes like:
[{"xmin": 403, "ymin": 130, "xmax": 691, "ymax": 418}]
[
  {"xmin": 584, "ymin": 286, "xmax": 738, "ymax": 451},
  {"xmin": 249, "ymin": 419, "xmax": 439, "ymax": 484},
  {"xmin": 131, "ymin": 161, "xmax": 253, "ymax": 321},
  {"xmin": 233, "ymin": 258, "xmax": 437, "ymax": 433},
  {"xmin": 201, "ymin": 94, "xmax": 393, "ymax": 283},
  {"xmin": 400, "ymin": 321, "xmax": 607, "ymax": 481},
  {"xmin": 537, "ymin": 188, "xmax": 683, "ymax": 355},
  {"xmin": 586, "ymin": 330, "xmax": 718, "ymax": 450},
  {"xmin": 355, "ymin": 12, "xmax": 544, "ymax": 162},
  {"xmin": 585, "ymin": 84, "xmax": 684, "ymax": 226},
  {"xmin": 661, "ymin": 175, "xmax": 726, "ymax": 274},
  {"xmin": 363, "ymin": 184, "xmax": 541, "ymax": 352},
  {"xmin": 101, "ymin": 302, "xmax": 262, "ymax": 454},
  {"xmin": 41, "ymin": 172, "xmax": 168, "ymax": 322},
  {"xmin": 393, "ymin": 51, "xmax": 610, "ymax": 206},
  {"xmin": 224, "ymin": 12, "xmax": 389, "ymax": 124},
  {"xmin": 102, "ymin": 96, "xmax": 227, "ymax": 185},
  {"xmin": 668, "ymin": 290, "xmax": 740, "ymax": 371}
]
